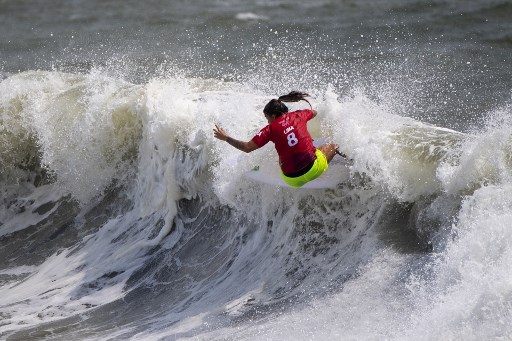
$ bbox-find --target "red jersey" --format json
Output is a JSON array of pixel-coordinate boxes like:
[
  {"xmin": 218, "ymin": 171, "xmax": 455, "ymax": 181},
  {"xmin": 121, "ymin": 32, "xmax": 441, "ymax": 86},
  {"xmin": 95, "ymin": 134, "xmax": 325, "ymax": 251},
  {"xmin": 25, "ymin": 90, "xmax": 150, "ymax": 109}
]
[{"xmin": 251, "ymin": 109, "xmax": 316, "ymax": 175}]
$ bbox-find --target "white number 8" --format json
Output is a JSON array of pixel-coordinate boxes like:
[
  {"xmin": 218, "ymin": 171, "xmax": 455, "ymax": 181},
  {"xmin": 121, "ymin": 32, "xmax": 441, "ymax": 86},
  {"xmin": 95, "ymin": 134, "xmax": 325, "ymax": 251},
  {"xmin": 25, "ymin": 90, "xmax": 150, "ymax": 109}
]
[{"xmin": 287, "ymin": 132, "xmax": 298, "ymax": 147}]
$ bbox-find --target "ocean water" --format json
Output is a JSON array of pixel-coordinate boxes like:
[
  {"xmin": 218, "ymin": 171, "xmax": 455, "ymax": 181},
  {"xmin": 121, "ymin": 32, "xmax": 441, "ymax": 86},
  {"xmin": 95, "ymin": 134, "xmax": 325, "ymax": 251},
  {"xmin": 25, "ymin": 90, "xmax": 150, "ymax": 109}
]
[{"xmin": 1, "ymin": 0, "xmax": 512, "ymax": 340}]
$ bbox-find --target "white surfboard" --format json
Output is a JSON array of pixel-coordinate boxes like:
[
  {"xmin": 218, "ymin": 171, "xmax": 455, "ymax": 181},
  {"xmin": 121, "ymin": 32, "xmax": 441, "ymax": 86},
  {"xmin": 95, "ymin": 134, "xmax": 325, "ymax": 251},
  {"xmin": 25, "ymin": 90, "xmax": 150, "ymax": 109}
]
[{"xmin": 243, "ymin": 139, "xmax": 351, "ymax": 189}]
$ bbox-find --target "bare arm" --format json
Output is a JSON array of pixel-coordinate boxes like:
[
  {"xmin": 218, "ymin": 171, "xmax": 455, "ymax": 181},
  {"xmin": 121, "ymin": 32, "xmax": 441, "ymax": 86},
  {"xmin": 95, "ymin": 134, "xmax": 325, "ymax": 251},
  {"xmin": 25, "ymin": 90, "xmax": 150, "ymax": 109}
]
[{"xmin": 213, "ymin": 125, "xmax": 259, "ymax": 153}]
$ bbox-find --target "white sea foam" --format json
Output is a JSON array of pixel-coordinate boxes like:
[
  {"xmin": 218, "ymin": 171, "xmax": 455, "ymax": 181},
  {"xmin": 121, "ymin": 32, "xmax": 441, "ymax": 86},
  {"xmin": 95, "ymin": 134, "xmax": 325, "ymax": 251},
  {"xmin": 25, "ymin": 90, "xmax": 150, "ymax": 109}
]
[
  {"xmin": 235, "ymin": 12, "xmax": 269, "ymax": 21},
  {"xmin": 1, "ymin": 71, "xmax": 511, "ymax": 340}
]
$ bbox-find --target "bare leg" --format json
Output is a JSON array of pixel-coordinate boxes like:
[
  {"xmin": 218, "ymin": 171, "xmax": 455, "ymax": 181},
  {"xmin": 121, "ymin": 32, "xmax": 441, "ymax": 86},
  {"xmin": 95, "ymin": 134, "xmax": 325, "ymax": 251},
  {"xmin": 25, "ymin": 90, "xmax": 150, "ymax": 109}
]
[{"xmin": 319, "ymin": 143, "xmax": 338, "ymax": 163}]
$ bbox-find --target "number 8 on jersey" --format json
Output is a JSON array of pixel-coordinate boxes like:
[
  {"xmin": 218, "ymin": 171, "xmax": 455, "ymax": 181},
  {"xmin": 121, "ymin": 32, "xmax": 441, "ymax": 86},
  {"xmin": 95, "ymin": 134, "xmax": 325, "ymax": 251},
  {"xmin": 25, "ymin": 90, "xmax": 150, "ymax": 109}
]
[{"xmin": 287, "ymin": 132, "xmax": 298, "ymax": 147}]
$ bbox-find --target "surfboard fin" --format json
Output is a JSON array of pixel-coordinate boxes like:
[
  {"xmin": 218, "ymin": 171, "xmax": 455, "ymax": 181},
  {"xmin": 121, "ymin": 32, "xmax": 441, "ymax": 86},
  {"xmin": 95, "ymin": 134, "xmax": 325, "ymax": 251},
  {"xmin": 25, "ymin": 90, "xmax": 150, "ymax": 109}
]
[{"xmin": 335, "ymin": 149, "xmax": 347, "ymax": 158}]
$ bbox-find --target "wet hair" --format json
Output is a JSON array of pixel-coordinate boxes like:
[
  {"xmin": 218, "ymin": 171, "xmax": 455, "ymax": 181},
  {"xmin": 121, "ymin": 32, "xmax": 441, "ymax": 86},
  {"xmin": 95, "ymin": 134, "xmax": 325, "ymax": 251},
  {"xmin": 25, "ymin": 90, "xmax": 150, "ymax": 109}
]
[{"xmin": 263, "ymin": 91, "xmax": 312, "ymax": 117}]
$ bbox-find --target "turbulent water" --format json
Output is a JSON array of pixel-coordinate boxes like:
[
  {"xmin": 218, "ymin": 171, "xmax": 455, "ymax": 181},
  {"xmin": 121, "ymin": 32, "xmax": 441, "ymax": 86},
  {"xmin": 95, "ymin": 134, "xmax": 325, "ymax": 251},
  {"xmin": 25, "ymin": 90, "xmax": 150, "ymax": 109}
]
[{"xmin": 1, "ymin": 1, "xmax": 512, "ymax": 340}]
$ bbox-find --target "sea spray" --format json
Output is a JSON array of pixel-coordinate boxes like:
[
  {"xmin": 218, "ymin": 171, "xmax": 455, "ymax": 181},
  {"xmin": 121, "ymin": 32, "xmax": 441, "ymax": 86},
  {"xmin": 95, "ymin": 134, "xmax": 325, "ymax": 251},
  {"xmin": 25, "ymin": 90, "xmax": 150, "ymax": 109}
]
[{"xmin": 1, "ymin": 70, "xmax": 511, "ymax": 340}]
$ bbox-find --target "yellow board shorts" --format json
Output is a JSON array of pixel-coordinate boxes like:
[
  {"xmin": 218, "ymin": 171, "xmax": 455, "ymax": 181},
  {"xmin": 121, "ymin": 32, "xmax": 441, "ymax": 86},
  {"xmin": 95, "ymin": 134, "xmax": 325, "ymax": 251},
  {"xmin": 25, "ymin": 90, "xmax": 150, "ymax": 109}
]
[{"xmin": 281, "ymin": 149, "xmax": 329, "ymax": 188}]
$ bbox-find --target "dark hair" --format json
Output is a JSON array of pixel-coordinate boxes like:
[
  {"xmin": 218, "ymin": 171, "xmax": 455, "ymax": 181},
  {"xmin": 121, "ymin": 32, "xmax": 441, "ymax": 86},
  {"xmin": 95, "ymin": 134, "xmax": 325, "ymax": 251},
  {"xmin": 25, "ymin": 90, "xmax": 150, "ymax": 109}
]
[{"xmin": 263, "ymin": 91, "xmax": 312, "ymax": 117}]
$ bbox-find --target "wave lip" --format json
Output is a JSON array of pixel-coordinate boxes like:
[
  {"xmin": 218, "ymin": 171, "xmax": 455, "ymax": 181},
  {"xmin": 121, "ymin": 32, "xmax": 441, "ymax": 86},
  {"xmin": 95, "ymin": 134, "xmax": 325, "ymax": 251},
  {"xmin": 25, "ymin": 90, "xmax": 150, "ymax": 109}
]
[{"xmin": 0, "ymin": 70, "xmax": 143, "ymax": 202}]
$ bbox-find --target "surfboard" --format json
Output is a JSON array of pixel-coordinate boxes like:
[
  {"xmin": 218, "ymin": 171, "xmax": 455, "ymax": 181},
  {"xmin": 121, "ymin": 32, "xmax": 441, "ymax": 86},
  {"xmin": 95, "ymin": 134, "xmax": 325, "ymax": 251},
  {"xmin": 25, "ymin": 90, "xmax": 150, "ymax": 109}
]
[{"xmin": 243, "ymin": 139, "xmax": 351, "ymax": 189}]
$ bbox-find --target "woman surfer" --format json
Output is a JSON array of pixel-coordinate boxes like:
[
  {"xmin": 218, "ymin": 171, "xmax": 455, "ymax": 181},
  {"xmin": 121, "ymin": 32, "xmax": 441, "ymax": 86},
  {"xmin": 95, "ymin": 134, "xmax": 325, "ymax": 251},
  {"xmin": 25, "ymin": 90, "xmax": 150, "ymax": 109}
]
[{"xmin": 213, "ymin": 91, "xmax": 343, "ymax": 188}]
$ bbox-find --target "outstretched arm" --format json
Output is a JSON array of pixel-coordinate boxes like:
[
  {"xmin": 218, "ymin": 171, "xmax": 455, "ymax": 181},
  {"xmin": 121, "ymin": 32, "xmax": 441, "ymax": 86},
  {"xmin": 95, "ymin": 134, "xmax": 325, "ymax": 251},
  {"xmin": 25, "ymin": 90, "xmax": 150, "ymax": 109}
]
[{"xmin": 213, "ymin": 125, "xmax": 259, "ymax": 153}]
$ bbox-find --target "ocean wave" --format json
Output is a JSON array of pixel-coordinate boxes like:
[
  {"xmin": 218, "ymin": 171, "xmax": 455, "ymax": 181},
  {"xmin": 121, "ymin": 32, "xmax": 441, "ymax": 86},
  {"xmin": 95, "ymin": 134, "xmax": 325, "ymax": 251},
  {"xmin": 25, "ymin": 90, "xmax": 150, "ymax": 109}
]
[{"xmin": 1, "ymin": 69, "xmax": 512, "ymax": 340}]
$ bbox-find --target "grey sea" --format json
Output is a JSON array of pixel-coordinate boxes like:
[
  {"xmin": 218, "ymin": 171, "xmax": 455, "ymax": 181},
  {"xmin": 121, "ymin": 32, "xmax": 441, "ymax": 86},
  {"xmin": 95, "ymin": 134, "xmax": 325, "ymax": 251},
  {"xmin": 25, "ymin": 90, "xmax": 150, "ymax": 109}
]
[{"xmin": 1, "ymin": 1, "xmax": 511, "ymax": 340}]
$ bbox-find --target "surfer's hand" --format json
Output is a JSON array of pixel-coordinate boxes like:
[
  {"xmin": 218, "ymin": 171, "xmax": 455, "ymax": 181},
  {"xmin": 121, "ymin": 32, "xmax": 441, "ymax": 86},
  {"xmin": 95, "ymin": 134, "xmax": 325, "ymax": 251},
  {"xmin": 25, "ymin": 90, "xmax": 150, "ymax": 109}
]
[{"xmin": 213, "ymin": 125, "xmax": 229, "ymax": 141}]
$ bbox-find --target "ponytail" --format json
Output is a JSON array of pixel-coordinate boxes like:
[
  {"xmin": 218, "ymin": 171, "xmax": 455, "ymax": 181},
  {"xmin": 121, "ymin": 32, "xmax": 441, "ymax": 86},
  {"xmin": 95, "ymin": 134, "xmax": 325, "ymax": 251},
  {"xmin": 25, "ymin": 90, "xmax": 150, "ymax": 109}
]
[
  {"xmin": 277, "ymin": 91, "xmax": 312, "ymax": 109},
  {"xmin": 264, "ymin": 91, "xmax": 312, "ymax": 117}
]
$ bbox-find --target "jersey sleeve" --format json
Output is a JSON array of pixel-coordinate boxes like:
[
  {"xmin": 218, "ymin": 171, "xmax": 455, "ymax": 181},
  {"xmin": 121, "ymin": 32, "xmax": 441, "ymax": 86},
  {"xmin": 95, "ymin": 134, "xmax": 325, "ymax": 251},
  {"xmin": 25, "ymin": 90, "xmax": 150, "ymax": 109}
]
[
  {"xmin": 251, "ymin": 125, "xmax": 271, "ymax": 147},
  {"xmin": 296, "ymin": 109, "xmax": 314, "ymax": 121}
]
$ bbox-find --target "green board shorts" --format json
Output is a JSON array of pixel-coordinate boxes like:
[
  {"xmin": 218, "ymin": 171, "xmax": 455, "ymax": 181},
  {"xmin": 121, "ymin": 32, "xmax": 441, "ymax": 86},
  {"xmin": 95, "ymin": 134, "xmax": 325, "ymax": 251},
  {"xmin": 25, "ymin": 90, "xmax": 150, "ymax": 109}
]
[{"xmin": 281, "ymin": 149, "xmax": 329, "ymax": 188}]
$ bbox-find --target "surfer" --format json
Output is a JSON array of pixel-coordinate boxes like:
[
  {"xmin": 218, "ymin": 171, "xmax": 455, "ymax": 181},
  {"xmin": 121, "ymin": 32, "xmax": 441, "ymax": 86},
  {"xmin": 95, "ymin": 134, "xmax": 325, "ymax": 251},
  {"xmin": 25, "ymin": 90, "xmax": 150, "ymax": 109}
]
[{"xmin": 213, "ymin": 91, "xmax": 344, "ymax": 188}]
